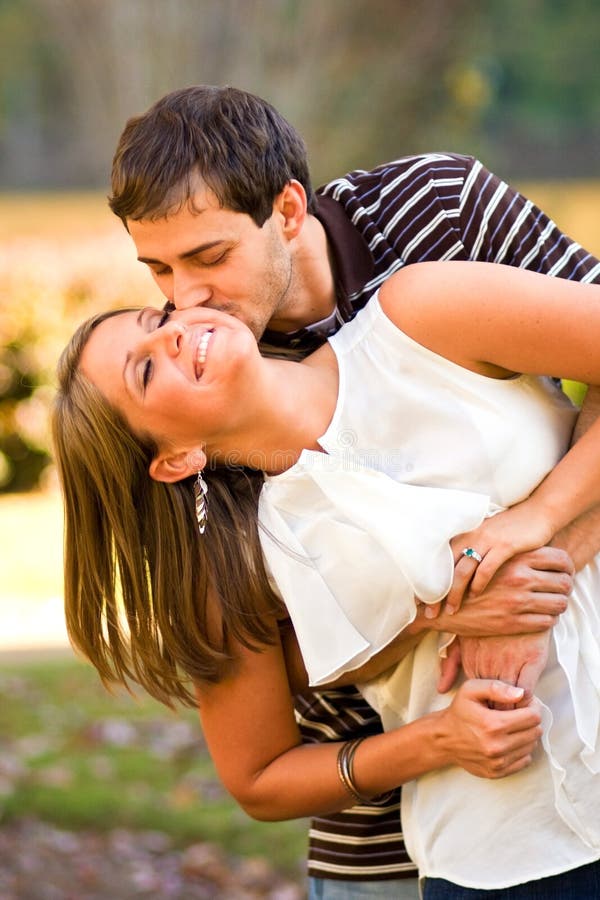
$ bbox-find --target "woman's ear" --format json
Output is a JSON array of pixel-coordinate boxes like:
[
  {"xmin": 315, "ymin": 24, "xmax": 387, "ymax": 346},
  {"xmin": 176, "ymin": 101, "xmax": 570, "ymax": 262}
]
[
  {"xmin": 149, "ymin": 447, "xmax": 207, "ymax": 483},
  {"xmin": 275, "ymin": 179, "xmax": 307, "ymax": 240}
]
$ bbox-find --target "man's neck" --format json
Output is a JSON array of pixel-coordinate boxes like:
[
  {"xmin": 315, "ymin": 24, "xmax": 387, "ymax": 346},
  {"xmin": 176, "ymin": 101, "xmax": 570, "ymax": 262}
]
[{"xmin": 267, "ymin": 214, "xmax": 337, "ymax": 333}]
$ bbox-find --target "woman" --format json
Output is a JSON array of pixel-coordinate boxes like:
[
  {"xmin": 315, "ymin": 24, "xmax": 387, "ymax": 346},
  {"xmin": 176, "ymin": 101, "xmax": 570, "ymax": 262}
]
[{"xmin": 53, "ymin": 261, "xmax": 600, "ymax": 897}]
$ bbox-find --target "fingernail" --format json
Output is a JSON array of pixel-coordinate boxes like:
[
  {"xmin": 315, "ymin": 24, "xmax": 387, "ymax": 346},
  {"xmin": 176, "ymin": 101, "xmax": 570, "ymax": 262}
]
[
  {"xmin": 424, "ymin": 607, "xmax": 436, "ymax": 619},
  {"xmin": 506, "ymin": 686, "xmax": 524, "ymax": 698}
]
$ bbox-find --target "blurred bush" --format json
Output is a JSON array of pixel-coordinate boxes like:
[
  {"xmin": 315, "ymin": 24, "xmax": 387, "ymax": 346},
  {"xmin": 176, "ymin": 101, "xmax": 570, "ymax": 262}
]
[{"xmin": 0, "ymin": 193, "xmax": 162, "ymax": 493}]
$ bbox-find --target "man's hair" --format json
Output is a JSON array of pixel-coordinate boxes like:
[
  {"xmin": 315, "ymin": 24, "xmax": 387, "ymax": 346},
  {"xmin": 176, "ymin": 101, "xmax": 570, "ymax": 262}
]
[
  {"xmin": 53, "ymin": 310, "xmax": 280, "ymax": 707},
  {"xmin": 109, "ymin": 85, "xmax": 315, "ymax": 227}
]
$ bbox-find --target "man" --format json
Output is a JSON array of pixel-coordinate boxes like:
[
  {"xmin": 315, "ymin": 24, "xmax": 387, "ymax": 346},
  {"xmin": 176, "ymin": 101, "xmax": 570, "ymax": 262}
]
[{"xmin": 108, "ymin": 85, "xmax": 599, "ymax": 899}]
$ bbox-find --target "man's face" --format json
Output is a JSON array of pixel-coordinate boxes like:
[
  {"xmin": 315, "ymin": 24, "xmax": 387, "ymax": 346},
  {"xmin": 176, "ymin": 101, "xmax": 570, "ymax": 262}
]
[{"xmin": 127, "ymin": 181, "xmax": 295, "ymax": 339}]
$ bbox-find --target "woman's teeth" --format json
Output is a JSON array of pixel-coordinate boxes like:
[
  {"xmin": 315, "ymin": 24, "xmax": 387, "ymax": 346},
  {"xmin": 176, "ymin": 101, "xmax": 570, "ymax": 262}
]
[{"xmin": 196, "ymin": 329, "xmax": 214, "ymax": 376}]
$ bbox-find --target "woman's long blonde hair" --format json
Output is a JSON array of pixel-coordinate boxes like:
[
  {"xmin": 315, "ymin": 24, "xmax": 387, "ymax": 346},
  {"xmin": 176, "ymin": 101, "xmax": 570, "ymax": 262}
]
[{"xmin": 52, "ymin": 311, "xmax": 280, "ymax": 707}]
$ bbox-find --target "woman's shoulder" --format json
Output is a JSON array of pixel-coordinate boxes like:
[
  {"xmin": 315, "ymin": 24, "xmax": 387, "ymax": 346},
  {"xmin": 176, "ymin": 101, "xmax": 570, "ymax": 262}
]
[{"xmin": 327, "ymin": 291, "xmax": 384, "ymax": 353}]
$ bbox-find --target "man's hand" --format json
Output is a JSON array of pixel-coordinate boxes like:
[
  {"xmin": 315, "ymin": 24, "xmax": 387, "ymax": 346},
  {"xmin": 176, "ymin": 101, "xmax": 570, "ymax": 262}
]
[
  {"xmin": 458, "ymin": 631, "xmax": 551, "ymax": 708},
  {"xmin": 437, "ymin": 630, "xmax": 551, "ymax": 702},
  {"xmin": 433, "ymin": 547, "xmax": 571, "ymax": 694},
  {"xmin": 433, "ymin": 546, "xmax": 573, "ymax": 637}
]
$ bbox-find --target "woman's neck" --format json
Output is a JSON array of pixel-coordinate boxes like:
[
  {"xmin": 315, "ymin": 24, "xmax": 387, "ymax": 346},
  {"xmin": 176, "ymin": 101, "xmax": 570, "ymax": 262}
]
[{"xmin": 211, "ymin": 344, "xmax": 339, "ymax": 474}]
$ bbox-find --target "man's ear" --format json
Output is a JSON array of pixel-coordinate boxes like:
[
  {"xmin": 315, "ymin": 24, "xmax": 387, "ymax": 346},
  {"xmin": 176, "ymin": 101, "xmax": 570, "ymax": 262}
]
[
  {"xmin": 148, "ymin": 447, "xmax": 207, "ymax": 483},
  {"xmin": 275, "ymin": 180, "xmax": 307, "ymax": 240}
]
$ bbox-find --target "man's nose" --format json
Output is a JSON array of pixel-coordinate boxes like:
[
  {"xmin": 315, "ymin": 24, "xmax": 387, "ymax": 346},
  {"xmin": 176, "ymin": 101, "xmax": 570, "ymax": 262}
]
[{"xmin": 172, "ymin": 273, "xmax": 212, "ymax": 310}]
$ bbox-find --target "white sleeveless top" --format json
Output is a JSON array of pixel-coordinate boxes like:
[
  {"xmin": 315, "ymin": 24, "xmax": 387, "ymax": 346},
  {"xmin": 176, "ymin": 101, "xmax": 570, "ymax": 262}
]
[{"xmin": 258, "ymin": 294, "xmax": 600, "ymax": 888}]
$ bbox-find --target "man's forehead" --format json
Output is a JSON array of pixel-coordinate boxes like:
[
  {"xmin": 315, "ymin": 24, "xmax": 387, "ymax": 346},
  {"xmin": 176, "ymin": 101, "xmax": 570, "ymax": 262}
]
[
  {"xmin": 164, "ymin": 173, "xmax": 217, "ymax": 219},
  {"xmin": 128, "ymin": 197, "xmax": 254, "ymax": 265},
  {"xmin": 127, "ymin": 172, "xmax": 222, "ymax": 230}
]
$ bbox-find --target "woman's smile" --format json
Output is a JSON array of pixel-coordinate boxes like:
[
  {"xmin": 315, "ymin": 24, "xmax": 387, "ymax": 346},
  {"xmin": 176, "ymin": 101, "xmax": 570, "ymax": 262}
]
[{"xmin": 194, "ymin": 328, "xmax": 215, "ymax": 380}]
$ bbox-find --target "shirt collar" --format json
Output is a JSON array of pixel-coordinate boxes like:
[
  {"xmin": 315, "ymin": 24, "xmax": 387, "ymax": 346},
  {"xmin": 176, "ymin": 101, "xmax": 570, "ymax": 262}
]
[
  {"xmin": 313, "ymin": 192, "xmax": 374, "ymax": 307},
  {"xmin": 261, "ymin": 192, "xmax": 374, "ymax": 350}
]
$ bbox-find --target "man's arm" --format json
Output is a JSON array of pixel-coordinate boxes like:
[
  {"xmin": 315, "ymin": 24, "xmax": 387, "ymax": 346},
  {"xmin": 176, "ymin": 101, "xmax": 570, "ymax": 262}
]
[
  {"xmin": 552, "ymin": 384, "xmax": 600, "ymax": 570},
  {"xmin": 424, "ymin": 157, "xmax": 600, "ymax": 602},
  {"xmin": 457, "ymin": 156, "xmax": 600, "ymax": 282},
  {"xmin": 551, "ymin": 508, "xmax": 600, "ymax": 572},
  {"xmin": 454, "ymin": 381, "xmax": 600, "ymax": 697}
]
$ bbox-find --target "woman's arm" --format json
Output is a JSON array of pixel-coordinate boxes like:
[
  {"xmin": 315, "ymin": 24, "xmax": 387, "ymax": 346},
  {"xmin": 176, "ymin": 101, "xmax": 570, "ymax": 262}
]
[
  {"xmin": 380, "ymin": 262, "xmax": 600, "ymax": 589},
  {"xmin": 382, "ymin": 261, "xmax": 600, "ymax": 385},
  {"xmin": 195, "ymin": 621, "xmax": 542, "ymax": 822}
]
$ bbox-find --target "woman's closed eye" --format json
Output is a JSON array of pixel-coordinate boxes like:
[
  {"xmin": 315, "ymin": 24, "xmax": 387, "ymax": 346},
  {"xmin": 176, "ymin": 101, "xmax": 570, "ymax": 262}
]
[{"xmin": 142, "ymin": 309, "xmax": 171, "ymax": 390}]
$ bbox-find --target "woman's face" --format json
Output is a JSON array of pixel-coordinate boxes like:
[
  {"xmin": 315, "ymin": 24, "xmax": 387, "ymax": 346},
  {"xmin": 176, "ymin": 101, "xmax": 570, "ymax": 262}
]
[{"xmin": 79, "ymin": 306, "xmax": 261, "ymax": 457}]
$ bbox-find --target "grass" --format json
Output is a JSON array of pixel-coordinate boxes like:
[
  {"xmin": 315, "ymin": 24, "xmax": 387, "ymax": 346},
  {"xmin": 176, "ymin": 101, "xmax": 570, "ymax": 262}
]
[{"xmin": 0, "ymin": 655, "xmax": 308, "ymax": 875}]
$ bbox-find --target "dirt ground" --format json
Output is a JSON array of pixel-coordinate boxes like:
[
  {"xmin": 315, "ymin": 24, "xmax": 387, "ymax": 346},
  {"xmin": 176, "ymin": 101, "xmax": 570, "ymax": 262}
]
[{"xmin": 0, "ymin": 817, "xmax": 305, "ymax": 899}]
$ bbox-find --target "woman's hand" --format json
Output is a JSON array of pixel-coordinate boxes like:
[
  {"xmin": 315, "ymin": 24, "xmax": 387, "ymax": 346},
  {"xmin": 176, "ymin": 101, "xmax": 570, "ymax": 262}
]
[
  {"xmin": 438, "ymin": 679, "xmax": 543, "ymax": 778},
  {"xmin": 425, "ymin": 544, "xmax": 572, "ymax": 639},
  {"xmin": 437, "ymin": 547, "xmax": 572, "ymax": 635},
  {"xmin": 447, "ymin": 501, "xmax": 559, "ymax": 612}
]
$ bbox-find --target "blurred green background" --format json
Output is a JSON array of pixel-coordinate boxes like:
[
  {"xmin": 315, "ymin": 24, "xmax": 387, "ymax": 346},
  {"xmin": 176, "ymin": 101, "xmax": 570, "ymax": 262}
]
[{"xmin": 0, "ymin": 0, "xmax": 599, "ymax": 895}]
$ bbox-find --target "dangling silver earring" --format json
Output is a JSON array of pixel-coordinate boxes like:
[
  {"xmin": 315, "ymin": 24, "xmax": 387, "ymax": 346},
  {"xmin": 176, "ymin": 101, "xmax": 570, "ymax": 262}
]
[{"xmin": 194, "ymin": 471, "xmax": 209, "ymax": 534}]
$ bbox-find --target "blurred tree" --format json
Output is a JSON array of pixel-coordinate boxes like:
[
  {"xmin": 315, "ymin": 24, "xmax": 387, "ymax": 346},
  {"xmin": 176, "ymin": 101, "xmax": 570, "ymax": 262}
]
[
  {"xmin": 2, "ymin": 0, "xmax": 599, "ymax": 188},
  {"xmin": 0, "ymin": 0, "xmax": 71, "ymax": 187},
  {"xmin": 397, "ymin": 0, "xmax": 600, "ymax": 176},
  {"xmin": 223, "ymin": 0, "xmax": 483, "ymax": 181},
  {"xmin": 1, "ymin": 0, "xmax": 482, "ymax": 187}
]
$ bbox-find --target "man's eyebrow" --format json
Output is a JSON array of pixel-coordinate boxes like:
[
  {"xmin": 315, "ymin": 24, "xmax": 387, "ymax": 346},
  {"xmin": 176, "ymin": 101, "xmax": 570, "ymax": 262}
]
[
  {"xmin": 137, "ymin": 240, "xmax": 225, "ymax": 265},
  {"xmin": 122, "ymin": 309, "xmax": 147, "ymax": 388}
]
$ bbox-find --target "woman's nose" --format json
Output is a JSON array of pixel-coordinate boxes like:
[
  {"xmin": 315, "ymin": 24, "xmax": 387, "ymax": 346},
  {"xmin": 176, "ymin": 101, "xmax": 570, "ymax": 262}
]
[{"xmin": 147, "ymin": 319, "xmax": 186, "ymax": 355}]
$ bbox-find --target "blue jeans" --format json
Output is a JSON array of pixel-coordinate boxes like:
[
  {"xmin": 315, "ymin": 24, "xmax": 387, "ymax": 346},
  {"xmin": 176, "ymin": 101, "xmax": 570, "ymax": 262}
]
[
  {"xmin": 423, "ymin": 858, "xmax": 600, "ymax": 900},
  {"xmin": 308, "ymin": 876, "xmax": 420, "ymax": 898}
]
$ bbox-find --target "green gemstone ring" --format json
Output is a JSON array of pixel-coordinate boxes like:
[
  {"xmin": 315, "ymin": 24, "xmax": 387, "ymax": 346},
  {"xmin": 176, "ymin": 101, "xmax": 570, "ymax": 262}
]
[{"xmin": 461, "ymin": 547, "xmax": 483, "ymax": 563}]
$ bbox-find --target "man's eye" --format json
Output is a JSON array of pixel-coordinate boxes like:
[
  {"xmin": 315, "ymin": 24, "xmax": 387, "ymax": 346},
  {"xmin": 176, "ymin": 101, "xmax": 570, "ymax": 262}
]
[
  {"xmin": 156, "ymin": 309, "xmax": 170, "ymax": 328},
  {"xmin": 201, "ymin": 251, "xmax": 228, "ymax": 267},
  {"xmin": 149, "ymin": 265, "xmax": 170, "ymax": 277}
]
